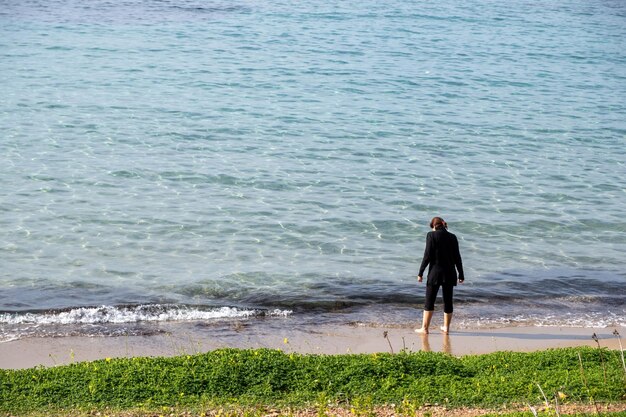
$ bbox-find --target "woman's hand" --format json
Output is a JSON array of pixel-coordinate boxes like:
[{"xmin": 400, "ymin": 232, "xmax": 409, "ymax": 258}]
[{"xmin": 417, "ymin": 276, "xmax": 423, "ymax": 283}]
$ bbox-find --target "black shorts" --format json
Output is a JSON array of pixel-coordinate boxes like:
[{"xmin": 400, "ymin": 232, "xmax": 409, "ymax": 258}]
[{"xmin": 424, "ymin": 283, "xmax": 454, "ymax": 313}]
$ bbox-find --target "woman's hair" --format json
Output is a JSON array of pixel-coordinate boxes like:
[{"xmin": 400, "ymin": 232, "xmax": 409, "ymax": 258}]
[{"xmin": 430, "ymin": 216, "xmax": 447, "ymax": 230}]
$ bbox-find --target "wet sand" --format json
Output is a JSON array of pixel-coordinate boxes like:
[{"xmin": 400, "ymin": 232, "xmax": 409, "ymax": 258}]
[{"xmin": 0, "ymin": 321, "xmax": 622, "ymax": 369}]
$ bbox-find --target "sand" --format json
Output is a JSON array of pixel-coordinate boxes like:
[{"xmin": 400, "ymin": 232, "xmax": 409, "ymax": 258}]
[{"xmin": 0, "ymin": 320, "xmax": 623, "ymax": 370}]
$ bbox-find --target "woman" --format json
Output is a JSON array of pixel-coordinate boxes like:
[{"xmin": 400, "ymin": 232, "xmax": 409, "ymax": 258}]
[{"xmin": 415, "ymin": 216, "xmax": 464, "ymax": 334}]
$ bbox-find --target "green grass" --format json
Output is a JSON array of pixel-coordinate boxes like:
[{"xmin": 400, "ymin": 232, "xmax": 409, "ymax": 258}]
[
  {"xmin": 484, "ymin": 413, "xmax": 626, "ymax": 417},
  {"xmin": 486, "ymin": 413, "xmax": 626, "ymax": 417},
  {"xmin": 0, "ymin": 346, "xmax": 624, "ymax": 414}
]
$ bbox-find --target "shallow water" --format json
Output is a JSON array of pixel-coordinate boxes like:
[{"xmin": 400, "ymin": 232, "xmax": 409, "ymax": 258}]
[{"xmin": 1, "ymin": 0, "xmax": 625, "ymax": 341}]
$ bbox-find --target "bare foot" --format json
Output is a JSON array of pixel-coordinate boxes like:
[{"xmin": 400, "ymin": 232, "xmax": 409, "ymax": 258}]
[
  {"xmin": 415, "ymin": 328, "xmax": 429, "ymax": 334},
  {"xmin": 440, "ymin": 326, "xmax": 449, "ymax": 334}
]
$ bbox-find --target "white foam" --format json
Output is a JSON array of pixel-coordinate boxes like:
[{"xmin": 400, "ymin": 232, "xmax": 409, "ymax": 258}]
[
  {"xmin": 0, "ymin": 305, "xmax": 292, "ymax": 325},
  {"xmin": 459, "ymin": 311, "xmax": 626, "ymax": 330}
]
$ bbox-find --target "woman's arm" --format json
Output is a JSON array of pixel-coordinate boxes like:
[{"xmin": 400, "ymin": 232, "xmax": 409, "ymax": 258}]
[
  {"xmin": 454, "ymin": 236, "xmax": 465, "ymax": 282},
  {"xmin": 418, "ymin": 232, "xmax": 433, "ymax": 280}
]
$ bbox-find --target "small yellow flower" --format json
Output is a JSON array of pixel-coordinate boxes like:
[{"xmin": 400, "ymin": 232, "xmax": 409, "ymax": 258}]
[
  {"xmin": 105, "ymin": 357, "xmax": 111, "ymax": 362},
  {"xmin": 283, "ymin": 337, "xmax": 289, "ymax": 344}
]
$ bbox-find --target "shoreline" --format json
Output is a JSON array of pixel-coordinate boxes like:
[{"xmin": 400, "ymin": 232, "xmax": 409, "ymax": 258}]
[{"xmin": 1, "ymin": 320, "xmax": 623, "ymax": 370}]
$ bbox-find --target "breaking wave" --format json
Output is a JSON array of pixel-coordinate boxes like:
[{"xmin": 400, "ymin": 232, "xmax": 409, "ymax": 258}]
[{"xmin": 0, "ymin": 304, "xmax": 292, "ymax": 342}]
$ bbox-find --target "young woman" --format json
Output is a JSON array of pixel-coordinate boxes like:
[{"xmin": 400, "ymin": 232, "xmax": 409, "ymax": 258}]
[{"xmin": 415, "ymin": 216, "xmax": 465, "ymax": 334}]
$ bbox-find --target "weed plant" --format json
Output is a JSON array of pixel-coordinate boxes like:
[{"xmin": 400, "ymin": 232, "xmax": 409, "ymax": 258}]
[{"xmin": 0, "ymin": 347, "xmax": 624, "ymax": 414}]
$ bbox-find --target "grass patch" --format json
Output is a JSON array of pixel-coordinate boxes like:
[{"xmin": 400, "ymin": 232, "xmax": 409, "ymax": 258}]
[{"xmin": 0, "ymin": 347, "xmax": 624, "ymax": 414}]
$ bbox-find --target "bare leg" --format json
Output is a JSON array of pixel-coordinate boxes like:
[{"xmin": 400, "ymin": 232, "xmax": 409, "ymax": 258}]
[
  {"xmin": 440, "ymin": 312, "xmax": 452, "ymax": 334},
  {"xmin": 415, "ymin": 310, "xmax": 433, "ymax": 334}
]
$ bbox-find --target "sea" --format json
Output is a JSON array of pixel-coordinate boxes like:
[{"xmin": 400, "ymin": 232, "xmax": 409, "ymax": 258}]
[{"xmin": 1, "ymin": 0, "xmax": 625, "ymax": 343}]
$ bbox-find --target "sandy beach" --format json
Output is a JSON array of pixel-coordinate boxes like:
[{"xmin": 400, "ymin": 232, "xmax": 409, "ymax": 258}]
[{"xmin": 1, "ymin": 320, "xmax": 622, "ymax": 370}]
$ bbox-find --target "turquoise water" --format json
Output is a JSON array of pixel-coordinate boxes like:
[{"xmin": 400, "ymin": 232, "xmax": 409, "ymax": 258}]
[{"xmin": 1, "ymin": 0, "xmax": 625, "ymax": 340}]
